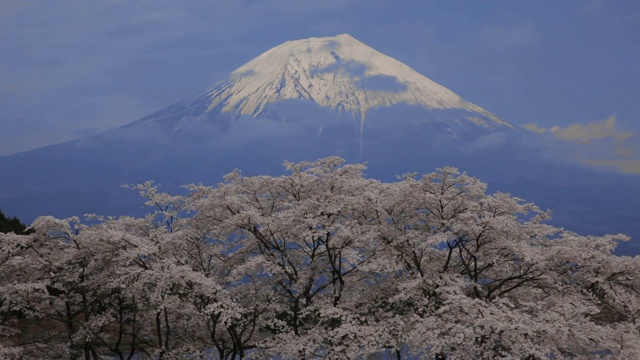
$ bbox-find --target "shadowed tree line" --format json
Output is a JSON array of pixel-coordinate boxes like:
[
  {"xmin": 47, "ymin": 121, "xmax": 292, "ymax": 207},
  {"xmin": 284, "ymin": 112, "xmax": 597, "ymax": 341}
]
[{"xmin": 0, "ymin": 209, "xmax": 32, "ymax": 235}]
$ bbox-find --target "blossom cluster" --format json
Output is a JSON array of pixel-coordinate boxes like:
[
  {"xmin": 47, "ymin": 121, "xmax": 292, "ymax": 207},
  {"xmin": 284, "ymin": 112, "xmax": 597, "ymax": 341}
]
[{"xmin": 1, "ymin": 157, "xmax": 638, "ymax": 359}]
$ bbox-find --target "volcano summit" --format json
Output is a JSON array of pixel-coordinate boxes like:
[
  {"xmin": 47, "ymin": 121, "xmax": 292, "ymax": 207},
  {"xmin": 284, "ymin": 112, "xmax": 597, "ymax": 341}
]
[{"xmin": 132, "ymin": 34, "xmax": 512, "ymax": 136}]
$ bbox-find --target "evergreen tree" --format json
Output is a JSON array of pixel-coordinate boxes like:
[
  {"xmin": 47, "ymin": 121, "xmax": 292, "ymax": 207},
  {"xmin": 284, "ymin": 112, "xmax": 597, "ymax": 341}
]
[{"xmin": 0, "ymin": 209, "xmax": 31, "ymax": 235}]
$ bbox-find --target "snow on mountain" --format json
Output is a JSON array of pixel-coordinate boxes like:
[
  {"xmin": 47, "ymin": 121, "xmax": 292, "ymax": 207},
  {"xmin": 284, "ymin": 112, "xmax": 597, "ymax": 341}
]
[
  {"xmin": 163, "ymin": 34, "xmax": 511, "ymax": 131},
  {"xmin": 1, "ymin": 35, "xmax": 639, "ymax": 256}
]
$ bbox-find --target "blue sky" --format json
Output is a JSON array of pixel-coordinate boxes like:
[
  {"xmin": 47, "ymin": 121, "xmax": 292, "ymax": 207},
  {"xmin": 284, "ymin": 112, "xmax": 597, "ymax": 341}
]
[{"xmin": 1, "ymin": 0, "xmax": 639, "ymax": 171}]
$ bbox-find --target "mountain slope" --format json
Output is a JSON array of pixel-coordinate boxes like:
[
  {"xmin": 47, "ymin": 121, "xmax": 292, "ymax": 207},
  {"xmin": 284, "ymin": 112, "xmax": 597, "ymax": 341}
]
[{"xmin": 133, "ymin": 34, "xmax": 512, "ymax": 134}]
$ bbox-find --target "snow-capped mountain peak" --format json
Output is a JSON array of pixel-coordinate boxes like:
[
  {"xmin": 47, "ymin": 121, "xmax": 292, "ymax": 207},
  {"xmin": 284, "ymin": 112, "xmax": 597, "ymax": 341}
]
[{"xmin": 205, "ymin": 34, "xmax": 512, "ymax": 129}]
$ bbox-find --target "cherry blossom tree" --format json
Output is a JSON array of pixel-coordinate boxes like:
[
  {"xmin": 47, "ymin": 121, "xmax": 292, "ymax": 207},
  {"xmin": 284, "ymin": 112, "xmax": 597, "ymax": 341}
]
[{"xmin": 0, "ymin": 157, "xmax": 638, "ymax": 359}]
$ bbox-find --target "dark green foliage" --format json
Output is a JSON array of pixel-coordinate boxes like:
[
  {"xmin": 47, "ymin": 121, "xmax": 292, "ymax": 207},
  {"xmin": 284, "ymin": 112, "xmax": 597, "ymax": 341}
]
[{"xmin": 0, "ymin": 209, "xmax": 32, "ymax": 235}]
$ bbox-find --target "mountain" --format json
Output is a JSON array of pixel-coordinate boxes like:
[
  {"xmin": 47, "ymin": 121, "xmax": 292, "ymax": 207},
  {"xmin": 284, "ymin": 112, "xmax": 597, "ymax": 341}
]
[
  {"xmin": 130, "ymin": 34, "xmax": 512, "ymax": 138},
  {"xmin": 0, "ymin": 34, "xmax": 638, "ymax": 255}
]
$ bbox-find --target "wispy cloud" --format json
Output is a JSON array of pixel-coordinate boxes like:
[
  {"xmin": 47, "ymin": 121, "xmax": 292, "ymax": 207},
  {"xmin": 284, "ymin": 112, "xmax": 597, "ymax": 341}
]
[
  {"xmin": 583, "ymin": 159, "xmax": 640, "ymax": 174},
  {"xmin": 549, "ymin": 115, "xmax": 633, "ymax": 144},
  {"xmin": 522, "ymin": 123, "xmax": 546, "ymax": 134},
  {"xmin": 524, "ymin": 115, "xmax": 639, "ymax": 174}
]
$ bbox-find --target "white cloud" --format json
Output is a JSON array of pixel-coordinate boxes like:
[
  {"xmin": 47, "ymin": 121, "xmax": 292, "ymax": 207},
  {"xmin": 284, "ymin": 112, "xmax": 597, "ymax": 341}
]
[
  {"xmin": 525, "ymin": 115, "xmax": 640, "ymax": 174},
  {"xmin": 523, "ymin": 123, "xmax": 546, "ymax": 133},
  {"xmin": 550, "ymin": 115, "xmax": 632, "ymax": 143}
]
